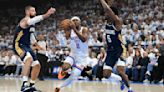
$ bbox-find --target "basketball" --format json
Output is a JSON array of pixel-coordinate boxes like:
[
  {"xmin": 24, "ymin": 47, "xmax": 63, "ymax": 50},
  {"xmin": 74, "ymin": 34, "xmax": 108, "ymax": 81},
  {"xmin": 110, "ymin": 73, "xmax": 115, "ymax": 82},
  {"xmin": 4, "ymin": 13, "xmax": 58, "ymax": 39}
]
[{"xmin": 60, "ymin": 19, "xmax": 71, "ymax": 30}]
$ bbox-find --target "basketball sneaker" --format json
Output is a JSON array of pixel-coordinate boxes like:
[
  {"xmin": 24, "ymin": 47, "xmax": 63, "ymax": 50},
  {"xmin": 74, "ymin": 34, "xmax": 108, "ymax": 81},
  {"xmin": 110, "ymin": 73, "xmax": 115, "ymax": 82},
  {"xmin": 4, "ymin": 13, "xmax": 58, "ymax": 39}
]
[
  {"xmin": 128, "ymin": 89, "xmax": 133, "ymax": 92},
  {"xmin": 21, "ymin": 82, "xmax": 31, "ymax": 92},
  {"xmin": 120, "ymin": 81, "xmax": 125, "ymax": 91},
  {"xmin": 58, "ymin": 69, "xmax": 67, "ymax": 80}
]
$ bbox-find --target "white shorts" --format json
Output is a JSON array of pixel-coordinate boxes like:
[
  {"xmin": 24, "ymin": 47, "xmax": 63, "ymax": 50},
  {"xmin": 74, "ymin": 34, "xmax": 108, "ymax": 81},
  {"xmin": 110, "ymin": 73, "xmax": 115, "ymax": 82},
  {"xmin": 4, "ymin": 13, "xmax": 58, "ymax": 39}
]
[
  {"xmin": 103, "ymin": 58, "xmax": 125, "ymax": 70},
  {"xmin": 64, "ymin": 55, "xmax": 88, "ymax": 69}
]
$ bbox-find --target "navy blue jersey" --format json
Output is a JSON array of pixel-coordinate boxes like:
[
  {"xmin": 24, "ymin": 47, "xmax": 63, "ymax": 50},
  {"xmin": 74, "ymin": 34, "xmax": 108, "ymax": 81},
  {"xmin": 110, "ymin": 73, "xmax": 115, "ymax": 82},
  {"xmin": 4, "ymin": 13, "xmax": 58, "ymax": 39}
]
[
  {"xmin": 13, "ymin": 25, "xmax": 34, "ymax": 48},
  {"xmin": 13, "ymin": 25, "xmax": 37, "ymax": 61},
  {"xmin": 105, "ymin": 24, "xmax": 122, "ymax": 49}
]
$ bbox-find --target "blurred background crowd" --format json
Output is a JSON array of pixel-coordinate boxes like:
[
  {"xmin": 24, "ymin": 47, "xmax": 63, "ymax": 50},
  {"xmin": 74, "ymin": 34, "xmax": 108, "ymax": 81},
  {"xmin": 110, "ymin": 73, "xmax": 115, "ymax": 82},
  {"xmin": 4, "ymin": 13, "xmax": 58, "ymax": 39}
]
[{"xmin": 0, "ymin": 0, "xmax": 164, "ymax": 84}]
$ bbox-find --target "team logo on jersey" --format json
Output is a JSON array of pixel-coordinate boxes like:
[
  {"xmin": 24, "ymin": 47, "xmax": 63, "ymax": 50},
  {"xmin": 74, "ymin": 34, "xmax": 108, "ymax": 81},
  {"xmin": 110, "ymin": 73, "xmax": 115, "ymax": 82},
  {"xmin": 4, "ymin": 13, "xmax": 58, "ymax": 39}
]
[{"xmin": 105, "ymin": 29, "xmax": 115, "ymax": 35}]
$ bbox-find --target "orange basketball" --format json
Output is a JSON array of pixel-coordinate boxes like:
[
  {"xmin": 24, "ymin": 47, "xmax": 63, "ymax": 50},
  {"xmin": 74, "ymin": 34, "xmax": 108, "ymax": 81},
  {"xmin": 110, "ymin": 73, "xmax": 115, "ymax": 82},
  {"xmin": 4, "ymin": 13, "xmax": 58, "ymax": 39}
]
[{"xmin": 60, "ymin": 19, "xmax": 71, "ymax": 30}]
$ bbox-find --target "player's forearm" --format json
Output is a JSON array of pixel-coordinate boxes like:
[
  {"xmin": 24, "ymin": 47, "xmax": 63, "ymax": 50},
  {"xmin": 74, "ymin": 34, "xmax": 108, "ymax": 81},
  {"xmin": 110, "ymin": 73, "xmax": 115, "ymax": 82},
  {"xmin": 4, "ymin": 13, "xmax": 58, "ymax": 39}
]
[
  {"xmin": 27, "ymin": 15, "xmax": 43, "ymax": 25},
  {"xmin": 73, "ymin": 28, "xmax": 87, "ymax": 42},
  {"xmin": 100, "ymin": 0, "xmax": 110, "ymax": 10},
  {"xmin": 42, "ymin": 13, "xmax": 51, "ymax": 19},
  {"xmin": 100, "ymin": 0, "xmax": 119, "ymax": 22}
]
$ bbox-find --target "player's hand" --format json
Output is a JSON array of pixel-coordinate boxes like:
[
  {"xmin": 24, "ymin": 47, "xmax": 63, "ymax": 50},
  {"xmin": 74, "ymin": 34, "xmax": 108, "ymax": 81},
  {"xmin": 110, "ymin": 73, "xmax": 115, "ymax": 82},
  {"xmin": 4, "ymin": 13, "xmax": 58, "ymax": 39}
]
[
  {"xmin": 105, "ymin": 0, "xmax": 113, "ymax": 6},
  {"xmin": 47, "ymin": 7, "xmax": 56, "ymax": 15},
  {"xmin": 69, "ymin": 21, "xmax": 76, "ymax": 30}
]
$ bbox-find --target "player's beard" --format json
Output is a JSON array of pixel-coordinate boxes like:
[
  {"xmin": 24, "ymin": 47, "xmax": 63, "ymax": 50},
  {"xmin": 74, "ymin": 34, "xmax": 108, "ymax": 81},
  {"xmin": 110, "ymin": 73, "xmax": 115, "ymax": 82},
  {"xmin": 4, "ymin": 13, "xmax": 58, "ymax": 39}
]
[{"xmin": 30, "ymin": 15, "xmax": 36, "ymax": 18}]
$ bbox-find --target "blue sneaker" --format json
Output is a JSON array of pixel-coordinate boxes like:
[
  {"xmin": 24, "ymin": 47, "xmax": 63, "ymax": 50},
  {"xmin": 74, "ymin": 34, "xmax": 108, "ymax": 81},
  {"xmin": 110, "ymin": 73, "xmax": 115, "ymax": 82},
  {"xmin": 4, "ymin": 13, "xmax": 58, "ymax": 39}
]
[
  {"xmin": 128, "ymin": 89, "xmax": 133, "ymax": 92},
  {"xmin": 120, "ymin": 81, "xmax": 125, "ymax": 90}
]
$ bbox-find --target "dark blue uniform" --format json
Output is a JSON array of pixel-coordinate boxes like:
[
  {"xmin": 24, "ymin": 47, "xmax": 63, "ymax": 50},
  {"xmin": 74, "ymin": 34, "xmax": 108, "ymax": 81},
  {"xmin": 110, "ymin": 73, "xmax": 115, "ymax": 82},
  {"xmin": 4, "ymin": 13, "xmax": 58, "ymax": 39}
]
[
  {"xmin": 13, "ymin": 25, "xmax": 37, "ymax": 61},
  {"xmin": 104, "ymin": 24, "xmax": 123, "ymax": 68}
]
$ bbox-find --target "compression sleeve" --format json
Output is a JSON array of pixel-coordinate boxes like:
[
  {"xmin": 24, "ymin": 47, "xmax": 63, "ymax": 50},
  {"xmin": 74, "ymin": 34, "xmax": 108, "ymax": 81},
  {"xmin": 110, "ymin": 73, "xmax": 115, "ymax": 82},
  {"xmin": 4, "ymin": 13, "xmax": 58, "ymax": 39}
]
[{"xmin": 27, "ymin": 15, "xmax": 43, "ymax": 25}]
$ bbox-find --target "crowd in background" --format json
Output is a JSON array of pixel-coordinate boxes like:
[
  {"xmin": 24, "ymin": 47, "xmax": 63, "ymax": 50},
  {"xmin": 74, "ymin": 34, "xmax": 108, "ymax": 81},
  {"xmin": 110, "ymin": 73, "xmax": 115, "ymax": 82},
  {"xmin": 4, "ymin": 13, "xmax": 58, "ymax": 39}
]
[{"xmin": 0, "ymin": 0, "xmax": 164, "ymax": 83}]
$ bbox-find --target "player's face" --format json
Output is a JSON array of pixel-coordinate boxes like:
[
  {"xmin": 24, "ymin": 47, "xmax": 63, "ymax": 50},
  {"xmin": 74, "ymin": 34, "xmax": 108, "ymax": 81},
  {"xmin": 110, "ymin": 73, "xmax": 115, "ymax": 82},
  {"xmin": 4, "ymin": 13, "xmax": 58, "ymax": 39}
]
[
  {"xmin": 72, "ymin": 19, "xmax": 80, "ymax": 27},
  {"xmin": 29, "ymin": 7, "xmax": 36, "ymax": 17}
]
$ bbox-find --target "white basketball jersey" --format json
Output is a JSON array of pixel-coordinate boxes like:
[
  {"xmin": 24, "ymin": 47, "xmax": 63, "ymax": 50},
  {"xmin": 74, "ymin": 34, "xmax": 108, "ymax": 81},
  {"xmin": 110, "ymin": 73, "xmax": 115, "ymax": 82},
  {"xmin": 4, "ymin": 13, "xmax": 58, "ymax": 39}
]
[{"xmin": 69, "ymin": 27, "xmax": 88, "ymax": 57}]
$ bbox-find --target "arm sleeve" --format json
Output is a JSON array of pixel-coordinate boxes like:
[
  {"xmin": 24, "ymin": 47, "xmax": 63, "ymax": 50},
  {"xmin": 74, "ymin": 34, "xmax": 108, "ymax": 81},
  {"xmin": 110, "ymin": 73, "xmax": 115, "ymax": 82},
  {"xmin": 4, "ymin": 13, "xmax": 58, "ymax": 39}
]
[
  {"xmin": 30, "ymin": 33, "xmax": 37, "ymax": 44},
  {"xmin": 27, "ymin": 15, "xmax": 43, "ymax": 25}
]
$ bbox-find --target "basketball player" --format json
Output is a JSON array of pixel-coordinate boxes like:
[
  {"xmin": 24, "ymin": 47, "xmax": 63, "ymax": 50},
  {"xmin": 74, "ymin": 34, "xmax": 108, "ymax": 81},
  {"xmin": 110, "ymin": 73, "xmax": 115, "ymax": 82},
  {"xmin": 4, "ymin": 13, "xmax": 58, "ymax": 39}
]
[
  {"xmin": 100, "ymin": 0, "xmax": 133, "ymax": 92},
  {"xmin": 13, "ymin": 6, "xmax": 55, "ymax": 92},
  {"xmin": 55, "ymin": 16, "xmax": 89, "ymax": 92}
]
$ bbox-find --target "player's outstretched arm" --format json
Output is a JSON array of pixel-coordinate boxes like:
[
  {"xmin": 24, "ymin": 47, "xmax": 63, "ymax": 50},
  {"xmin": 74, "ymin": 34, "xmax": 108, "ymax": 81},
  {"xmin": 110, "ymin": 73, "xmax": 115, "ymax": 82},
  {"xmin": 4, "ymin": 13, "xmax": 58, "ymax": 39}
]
[
  {"xmin": 27, "ymin": 7, "xmax": 56, "ymax": 26},
  {"xmin": 100, "ymin": 0, "xmax": 122, "ymax": 30}
]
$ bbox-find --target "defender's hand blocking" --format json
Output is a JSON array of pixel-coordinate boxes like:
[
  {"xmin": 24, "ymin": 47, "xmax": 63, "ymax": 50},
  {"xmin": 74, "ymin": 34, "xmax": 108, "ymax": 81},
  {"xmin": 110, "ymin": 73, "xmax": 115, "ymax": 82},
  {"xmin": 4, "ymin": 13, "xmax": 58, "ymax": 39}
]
[
  {"xmin": 43, "ymin": 7, "xmax": 56, "ymax": 19},
  {"xmin": 105, "ymin": 0, "xmax": 113, "ymax": 6},
  {"xmin": 46, "ymin": 7, "xmax": 56, "ymax": 15}
]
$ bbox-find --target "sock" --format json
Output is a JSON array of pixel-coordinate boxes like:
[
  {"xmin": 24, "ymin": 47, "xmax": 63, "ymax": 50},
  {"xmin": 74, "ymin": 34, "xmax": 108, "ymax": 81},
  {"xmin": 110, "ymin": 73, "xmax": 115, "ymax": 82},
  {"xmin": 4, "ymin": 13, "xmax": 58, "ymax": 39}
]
[
  {"xmin": 128, "ymin": 87, "xmax": 132, "ymax": 90},
  {"xmin": 23, "ymin": 76, "xmax": 28, "ymax": 82},
  {"xmin": 22, "ymin": 76, "xmax": 28, "ymax": 87},
  {"xmin": 108, "ymin": 73, "xmax": 122, "ymax": 82},
  {"xmin": 58, "ymin": 67, "xmax": 81, "ymax": 88},
  {"xmin": 30, "ymin": 79, "xmax": 35, "ymax": 87}
]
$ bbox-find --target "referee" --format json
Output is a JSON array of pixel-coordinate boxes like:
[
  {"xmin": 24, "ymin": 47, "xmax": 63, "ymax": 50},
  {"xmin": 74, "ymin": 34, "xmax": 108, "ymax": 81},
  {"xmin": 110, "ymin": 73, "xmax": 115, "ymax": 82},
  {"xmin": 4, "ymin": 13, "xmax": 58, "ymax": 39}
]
[{"xmin": 36, "ymin": 34, "xmax": 48, "ymax": 81}]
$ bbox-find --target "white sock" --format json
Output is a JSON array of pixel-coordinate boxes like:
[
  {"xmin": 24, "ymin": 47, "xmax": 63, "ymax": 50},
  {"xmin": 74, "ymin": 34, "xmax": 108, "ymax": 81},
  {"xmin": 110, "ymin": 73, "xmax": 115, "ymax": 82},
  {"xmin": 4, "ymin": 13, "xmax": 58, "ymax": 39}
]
[
  {"xmin": 30, "ymin": 79, "xmax": 35, "ymax": 84},
  {"xmin": 128, "ymin": 87, "xmax": 132, "ymax": 90},
  {"xmin": 23, "ymin": 76, "xmax": 28, "ymax": 82},
  {"xmin": 108, "ymin": 73, "xmax": 122, "ymax": 82},
  {"xmin": 58, "ymin": 68, "xmax": 81, "ymax": 88}
]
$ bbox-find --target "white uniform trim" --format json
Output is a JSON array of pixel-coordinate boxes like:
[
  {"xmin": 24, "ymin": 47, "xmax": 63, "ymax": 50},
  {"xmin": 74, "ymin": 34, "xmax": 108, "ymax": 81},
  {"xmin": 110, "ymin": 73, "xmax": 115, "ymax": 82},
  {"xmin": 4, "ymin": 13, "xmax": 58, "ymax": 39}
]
[
  {"xmin": 30, "ymin": 33, "xmax": 37, "ymax": 44},
  {"xmin": 31, "ymin": 60, "xmax": 40, "ymax": 67},
  {"xmin": 23, "ymin": 52, "xmax": 40, "ymax": 67},
  {"xmin": 23, "ymin": 52, "xmax": 32, "ymax": 62},
  {"xmin": 64, "ymin": 56, "xmax": 75, "ymax": 66},
  {"xmin": 103, "ymin": 58, "xmax": 126, "ymax": 70}
]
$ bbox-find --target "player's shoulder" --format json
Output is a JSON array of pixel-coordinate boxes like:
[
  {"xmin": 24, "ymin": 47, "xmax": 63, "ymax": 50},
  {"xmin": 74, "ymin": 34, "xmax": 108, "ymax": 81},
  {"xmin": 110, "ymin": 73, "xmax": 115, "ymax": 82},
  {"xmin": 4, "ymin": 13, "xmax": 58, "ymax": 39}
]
[
  {"xmin": 19, "ymin": 17, "xmax": 30, "ymax": 29},
  {"xmin": 82, "ymin": 26, "xmax": 88, "ymax": 32}
]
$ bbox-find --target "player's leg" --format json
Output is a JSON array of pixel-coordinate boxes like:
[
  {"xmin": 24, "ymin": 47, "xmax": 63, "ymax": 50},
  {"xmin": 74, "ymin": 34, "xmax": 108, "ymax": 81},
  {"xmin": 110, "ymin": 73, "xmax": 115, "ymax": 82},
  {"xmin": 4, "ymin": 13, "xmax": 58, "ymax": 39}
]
[
  {"xmin": 58, "ymin": 56, "xmax": 73, "ymax": 79},
  {"xmin": 103, "ymin": 50, "xmax": 125, "ymax": 90},
  {"xmin": 30, "ymin": 60, "xmax": 41, "ymax": 88},
  {"xmin": 117, "ymin": 60, "xmax": 133, "ymax": 92},
  {"xmin": 24, "ymin": 49, "xmax": 41, "ymax": 92},
  {"xmin": 21, "ymin": 52, "xmax": 33, "ymax": 92},
  {"xmin": 103, "ymin": 51, "xmax": 123, "ymax": 82},
  {"xmin": 55, "ymin": 65, "xmax": 82, "ymax": 92}
]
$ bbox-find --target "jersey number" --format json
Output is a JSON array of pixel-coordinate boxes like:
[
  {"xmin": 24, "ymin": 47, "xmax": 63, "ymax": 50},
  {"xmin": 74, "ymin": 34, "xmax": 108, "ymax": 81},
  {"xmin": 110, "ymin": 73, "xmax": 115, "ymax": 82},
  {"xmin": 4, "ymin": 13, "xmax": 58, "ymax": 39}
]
[
  {"xmin": 107, "ymin": 35, "xmax": 112, "ymax": 43},
  {"xmin": 75, "ymin": 40, "xmax": 80, "ymax": 49}
]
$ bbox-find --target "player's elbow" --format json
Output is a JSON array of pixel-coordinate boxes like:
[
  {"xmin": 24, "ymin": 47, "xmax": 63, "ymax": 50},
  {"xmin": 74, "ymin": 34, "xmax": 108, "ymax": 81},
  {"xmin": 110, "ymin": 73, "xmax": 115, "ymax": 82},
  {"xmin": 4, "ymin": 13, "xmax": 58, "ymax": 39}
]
[{"xmin": 81, "ymin": 39, "xmax": 87, "ymax": 43}]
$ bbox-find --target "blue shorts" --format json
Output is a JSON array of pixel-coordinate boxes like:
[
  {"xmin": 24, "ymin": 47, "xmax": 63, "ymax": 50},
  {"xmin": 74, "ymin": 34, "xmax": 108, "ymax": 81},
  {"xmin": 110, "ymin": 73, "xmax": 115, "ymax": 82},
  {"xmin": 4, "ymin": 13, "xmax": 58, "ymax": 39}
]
[
  {"xmin": 105, "ymin": 47, "xmax": 123, "ymax": 68},
  {"xmin": 13, "ymin": 45, "xmax": 37, "ymax": 61}
]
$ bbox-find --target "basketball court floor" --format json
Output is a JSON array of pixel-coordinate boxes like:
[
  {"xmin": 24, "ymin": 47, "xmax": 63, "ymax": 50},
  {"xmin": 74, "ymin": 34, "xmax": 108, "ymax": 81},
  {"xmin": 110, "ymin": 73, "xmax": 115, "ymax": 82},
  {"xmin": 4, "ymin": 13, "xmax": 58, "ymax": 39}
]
[{"xmin": 0, "ymin": 77, "xmax": 164, "ymax": 92}]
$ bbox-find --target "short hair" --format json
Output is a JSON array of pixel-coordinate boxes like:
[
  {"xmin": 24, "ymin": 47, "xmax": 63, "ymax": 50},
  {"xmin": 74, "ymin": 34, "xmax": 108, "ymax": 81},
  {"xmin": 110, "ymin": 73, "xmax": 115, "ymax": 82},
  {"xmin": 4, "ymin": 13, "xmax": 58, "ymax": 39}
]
[{"xmin": 25, "ymin": 5, "xmax": 33, "ymax": 11}]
